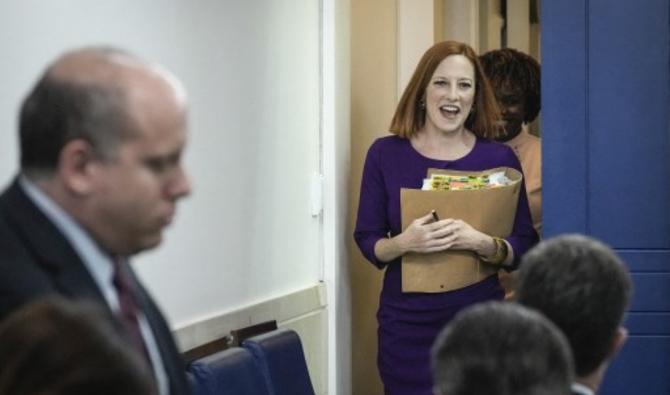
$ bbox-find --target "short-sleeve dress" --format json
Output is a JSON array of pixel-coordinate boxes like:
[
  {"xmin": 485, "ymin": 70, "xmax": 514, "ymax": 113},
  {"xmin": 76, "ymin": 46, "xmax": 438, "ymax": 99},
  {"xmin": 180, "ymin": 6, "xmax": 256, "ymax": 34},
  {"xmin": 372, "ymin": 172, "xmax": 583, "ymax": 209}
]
[{"xmin": 354, "ymin": 135, "xmax": 538, "ymax": 395}]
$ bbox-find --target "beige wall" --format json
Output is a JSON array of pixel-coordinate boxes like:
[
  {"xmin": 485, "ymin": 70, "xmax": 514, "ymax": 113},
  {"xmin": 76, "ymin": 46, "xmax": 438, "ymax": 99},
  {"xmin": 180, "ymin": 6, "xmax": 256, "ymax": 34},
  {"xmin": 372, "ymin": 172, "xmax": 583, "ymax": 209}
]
[
  {"xmin": 397, "ymin": 0, "xmax": 434, "ymax": 97},
  {"xmin": 350, "ymin": 1, "xmax": 397, "ymax": 394}
]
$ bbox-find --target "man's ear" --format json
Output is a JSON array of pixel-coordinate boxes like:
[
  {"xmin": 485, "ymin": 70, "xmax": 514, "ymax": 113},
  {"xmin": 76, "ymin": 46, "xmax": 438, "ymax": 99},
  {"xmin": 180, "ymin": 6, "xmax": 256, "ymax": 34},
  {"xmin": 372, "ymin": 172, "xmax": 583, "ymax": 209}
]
[
  {"xmin": 607, "ymin": 326, "xmax": 628, "ymax": 360},
  {"xmin": 57, "ymin": 139, "xmax": 99, "ymax": 195}
]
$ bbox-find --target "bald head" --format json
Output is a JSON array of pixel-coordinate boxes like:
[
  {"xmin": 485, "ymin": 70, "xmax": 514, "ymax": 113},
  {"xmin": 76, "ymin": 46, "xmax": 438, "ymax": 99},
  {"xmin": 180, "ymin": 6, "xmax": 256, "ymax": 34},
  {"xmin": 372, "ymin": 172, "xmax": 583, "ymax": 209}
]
[
  {"xmin": 17, "ymin": 46, "xmax": 191, "ymax": 255},
  {"xmin": 48, "ymin": 47, "xmax": 140, "ymax": 86},
  {"xmin": 19, "ymin": 46, "xmax": 186, "ymax": 178},
  {"xmin": 48, "ymin": 47, "xmax": 186, "ymax": 105}
]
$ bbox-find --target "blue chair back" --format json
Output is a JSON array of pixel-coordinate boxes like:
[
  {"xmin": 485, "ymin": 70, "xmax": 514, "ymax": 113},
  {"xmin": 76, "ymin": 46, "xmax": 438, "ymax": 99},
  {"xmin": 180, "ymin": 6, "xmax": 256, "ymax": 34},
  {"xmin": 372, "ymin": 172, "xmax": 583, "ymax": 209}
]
[
  {"xmin": 187, "ymin": 347, "xmax": 271, "ymax": 395},
  {"xmin": 242, "ymin": 329, "xmax": 316, "ymax": 395},
  {"xmin": 185, "ymin": 370, "xmax": 198, "ymax": 394}
]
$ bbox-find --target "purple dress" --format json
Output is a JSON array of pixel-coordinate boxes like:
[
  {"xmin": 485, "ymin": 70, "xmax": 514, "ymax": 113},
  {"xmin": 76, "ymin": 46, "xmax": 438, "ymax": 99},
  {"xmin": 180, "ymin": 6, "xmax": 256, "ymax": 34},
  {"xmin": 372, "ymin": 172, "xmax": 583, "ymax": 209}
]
[{"xmin": 354, "ymin": 135, "xmax": 538, "ymax": 395}]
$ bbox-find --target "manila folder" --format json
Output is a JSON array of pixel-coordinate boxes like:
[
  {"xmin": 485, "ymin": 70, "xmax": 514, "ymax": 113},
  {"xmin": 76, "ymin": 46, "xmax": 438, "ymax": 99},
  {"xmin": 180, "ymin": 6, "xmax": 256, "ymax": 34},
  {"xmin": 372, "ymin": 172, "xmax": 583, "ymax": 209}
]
[{"xmin": 400, "ymin": 167, "xmax": 522, "ymax": 293}]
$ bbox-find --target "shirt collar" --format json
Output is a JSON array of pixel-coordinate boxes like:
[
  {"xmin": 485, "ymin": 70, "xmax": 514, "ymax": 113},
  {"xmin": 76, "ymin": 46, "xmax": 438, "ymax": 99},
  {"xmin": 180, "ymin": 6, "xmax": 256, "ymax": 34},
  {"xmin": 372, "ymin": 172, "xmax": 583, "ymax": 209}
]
[
  {"xmin": 572, "ymin": 382, "xmax": 595, "ymax": 395},
  {"xmin": 19, "ymin": 176, "xmax": 118, "ymax": 309}
]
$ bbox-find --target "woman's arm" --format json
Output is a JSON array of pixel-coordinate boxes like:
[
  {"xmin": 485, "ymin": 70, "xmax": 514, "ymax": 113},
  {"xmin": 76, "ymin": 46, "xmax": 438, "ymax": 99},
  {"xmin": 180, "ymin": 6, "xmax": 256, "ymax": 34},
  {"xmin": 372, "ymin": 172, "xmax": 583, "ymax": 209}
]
[{"xmin": 353, "ymin": 141, "xmax": 392, "ymax": 268}]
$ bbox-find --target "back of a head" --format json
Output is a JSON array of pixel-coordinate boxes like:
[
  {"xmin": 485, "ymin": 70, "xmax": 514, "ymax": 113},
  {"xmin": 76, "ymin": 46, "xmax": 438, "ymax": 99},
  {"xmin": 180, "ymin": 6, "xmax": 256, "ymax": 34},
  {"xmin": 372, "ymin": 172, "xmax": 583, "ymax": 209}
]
[
  {"xmin": 431, "ymin": 301, "xmax": 573, "ymax": 395},
  {"xmin": 0, "ymin": 297, "xmax": 155, "ymax": 395},
  {"xmin": 516, "ymin": 234, "xmax": 633, "ymax": 377}
]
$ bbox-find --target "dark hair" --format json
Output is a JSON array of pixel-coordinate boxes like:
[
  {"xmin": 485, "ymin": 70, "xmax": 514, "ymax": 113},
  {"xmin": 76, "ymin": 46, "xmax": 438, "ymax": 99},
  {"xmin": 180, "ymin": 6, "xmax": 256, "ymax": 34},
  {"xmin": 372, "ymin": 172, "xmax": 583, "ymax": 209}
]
[
  {"xmin": 389, "ymin": 40, "xmax": 501, "ymax": 139},
  {"xmin": 19, "ymin": 48, "xmax": 135, "ymax": 177},
  {"xmin": 432, "ymin": 301, "xmax": 573, "ymax": 395},
  {"xmin": 479, "ymin": 48, "xmax": 541, "ymax": 123},
  {"xmin": 516, "ymin": 234, "xmax": 633, "ymax": 376},
  {"xmin": 0, "ymin": 297, "xmax": 155, "ymax": 395}
]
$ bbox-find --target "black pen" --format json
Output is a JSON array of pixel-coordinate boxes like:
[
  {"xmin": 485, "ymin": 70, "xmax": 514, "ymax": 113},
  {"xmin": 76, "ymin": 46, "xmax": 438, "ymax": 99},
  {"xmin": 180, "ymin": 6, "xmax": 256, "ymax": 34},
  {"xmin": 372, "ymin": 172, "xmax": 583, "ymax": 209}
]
[{"xmin": 431, "ymin": 209, "xmax": 439, "ymax": 222}]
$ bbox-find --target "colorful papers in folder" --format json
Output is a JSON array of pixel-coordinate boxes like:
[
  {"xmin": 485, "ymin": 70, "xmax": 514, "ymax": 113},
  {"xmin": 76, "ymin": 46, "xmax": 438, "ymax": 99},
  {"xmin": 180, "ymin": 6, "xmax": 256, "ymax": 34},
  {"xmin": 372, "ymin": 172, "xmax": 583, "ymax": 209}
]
[
  {"xmin": 421, "ymin": 171, "xmax": 513, "ymax": 191},
  {"xmin": 401, "ymin": 167, "xmax": 523, "ymax": 293}
]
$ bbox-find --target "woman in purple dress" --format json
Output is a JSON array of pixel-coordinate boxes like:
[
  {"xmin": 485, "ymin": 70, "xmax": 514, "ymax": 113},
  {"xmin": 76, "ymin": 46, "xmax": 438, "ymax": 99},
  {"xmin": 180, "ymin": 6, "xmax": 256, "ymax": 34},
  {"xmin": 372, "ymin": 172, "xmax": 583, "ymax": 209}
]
[{"xmin": 354, "ymin": 41, "xmax": 538, "ymax": 395}]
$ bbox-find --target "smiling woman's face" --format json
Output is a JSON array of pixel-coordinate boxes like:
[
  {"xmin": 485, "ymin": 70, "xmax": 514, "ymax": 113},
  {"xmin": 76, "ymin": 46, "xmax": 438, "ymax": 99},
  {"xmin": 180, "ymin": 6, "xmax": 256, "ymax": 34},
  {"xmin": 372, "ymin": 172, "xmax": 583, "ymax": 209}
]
[{"xmin": 423, "ymin": 54, "xmax": 476, "ymax": 135}]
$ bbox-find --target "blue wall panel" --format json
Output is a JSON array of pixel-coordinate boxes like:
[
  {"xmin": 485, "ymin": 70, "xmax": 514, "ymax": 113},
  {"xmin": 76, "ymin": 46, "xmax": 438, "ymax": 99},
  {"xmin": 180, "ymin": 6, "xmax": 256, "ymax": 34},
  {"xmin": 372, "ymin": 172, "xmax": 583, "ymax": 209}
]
[
  {"xmin": 542, "ymin": 0, "xmax": 589, "ymax": 236},
  {"xmin": 628, "ymin": 273, "xmax": 670, "ymax": 312},
  {"xmin": 588, "ymin": 0, "xmax": 670, "ymax": 248},
  {"xmin": 618, "ymin": 250, "xmax": 670, "ymax": 272},
  {"xmin": 626, "ymin": 313, "xmax": 670, "ymax": 335},
  {"xmin": 543, "ymin": 1, "xmax": 670, "ymax": 394},
  {"xmin": 600, "ymin": 337, "xmax": 670, "ymax": 395}
]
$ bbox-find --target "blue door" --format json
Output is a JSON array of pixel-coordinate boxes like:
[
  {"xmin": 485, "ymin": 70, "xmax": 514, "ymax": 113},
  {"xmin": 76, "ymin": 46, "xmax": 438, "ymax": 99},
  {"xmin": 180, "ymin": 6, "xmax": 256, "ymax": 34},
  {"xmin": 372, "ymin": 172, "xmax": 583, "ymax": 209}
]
[{"xmin": 543, "ymin": 1, "xmax": 670, "ymax": 394}]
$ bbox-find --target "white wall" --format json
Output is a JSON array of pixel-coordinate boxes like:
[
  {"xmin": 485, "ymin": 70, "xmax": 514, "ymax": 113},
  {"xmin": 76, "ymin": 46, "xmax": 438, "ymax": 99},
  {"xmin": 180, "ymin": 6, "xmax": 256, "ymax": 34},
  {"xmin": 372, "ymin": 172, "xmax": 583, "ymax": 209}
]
[
  {"xmin": 322, "ymin": 0, "xmax": 352, "ymax": 393},
  {"xmin": 0, "ymin": 0, "xmax": 322, "ymax": 328}
]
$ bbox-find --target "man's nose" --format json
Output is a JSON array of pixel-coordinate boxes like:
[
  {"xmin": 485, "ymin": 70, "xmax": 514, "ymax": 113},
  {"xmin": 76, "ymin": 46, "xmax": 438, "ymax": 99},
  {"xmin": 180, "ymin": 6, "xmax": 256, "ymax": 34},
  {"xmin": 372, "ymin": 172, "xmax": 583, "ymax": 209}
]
[{"xmin": 166, "ymin": 165, "xmax": 191, "ymax": 200}]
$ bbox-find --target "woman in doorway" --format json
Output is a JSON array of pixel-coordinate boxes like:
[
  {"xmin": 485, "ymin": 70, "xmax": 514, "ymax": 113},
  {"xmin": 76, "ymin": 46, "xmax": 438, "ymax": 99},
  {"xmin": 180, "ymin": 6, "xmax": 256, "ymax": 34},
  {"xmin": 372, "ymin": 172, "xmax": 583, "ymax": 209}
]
[
  {"xmin": 354, "ymin": 41, "xmax": 538, "ymax": 394},
  {"xmin": 479, "ymin": 48, "xmax": 542, "ymax": 300},
  {"xmin": 480, "ymin": 47, "xmax": 541, "ymax": 235}
]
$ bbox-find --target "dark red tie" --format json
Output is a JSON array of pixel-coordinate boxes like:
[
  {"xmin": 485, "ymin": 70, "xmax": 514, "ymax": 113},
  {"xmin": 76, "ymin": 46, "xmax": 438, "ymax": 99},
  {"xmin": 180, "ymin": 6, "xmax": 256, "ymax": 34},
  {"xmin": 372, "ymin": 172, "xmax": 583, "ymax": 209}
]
[{"xmin": 112, "ymin": 259, "xmax": 152, "ymax": 366}]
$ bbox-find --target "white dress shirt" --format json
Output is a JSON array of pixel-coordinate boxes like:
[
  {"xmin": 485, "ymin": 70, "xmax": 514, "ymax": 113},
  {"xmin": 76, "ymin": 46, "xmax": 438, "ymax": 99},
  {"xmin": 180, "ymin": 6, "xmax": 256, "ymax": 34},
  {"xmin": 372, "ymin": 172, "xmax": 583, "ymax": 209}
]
[{"xmin": 572, "ymin": 382, "xmax": 595, "ymax": 395}]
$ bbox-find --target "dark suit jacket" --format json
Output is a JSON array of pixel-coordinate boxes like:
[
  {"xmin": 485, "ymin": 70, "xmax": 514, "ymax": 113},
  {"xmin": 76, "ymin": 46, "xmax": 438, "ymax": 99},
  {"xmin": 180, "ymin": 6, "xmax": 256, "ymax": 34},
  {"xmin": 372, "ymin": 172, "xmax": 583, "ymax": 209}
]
[{"xmin": 0, "ymin": 177, "xmax": 190, "ymax": 395}]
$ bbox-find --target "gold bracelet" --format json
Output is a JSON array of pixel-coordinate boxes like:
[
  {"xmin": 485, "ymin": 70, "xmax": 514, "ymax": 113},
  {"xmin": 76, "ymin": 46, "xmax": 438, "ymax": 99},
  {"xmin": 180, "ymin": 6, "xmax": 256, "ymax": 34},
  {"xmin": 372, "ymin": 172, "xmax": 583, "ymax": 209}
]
[{"xmin": 480, "ymin": 237, "xmax": 508, "ymax": 265}]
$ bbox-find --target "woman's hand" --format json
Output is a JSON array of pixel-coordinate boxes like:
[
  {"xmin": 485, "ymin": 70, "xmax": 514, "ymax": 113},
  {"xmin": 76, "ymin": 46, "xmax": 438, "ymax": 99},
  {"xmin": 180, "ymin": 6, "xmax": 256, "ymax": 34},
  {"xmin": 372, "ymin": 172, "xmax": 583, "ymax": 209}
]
[
  {"xmin": 374, "ymin": 214, "xmax": 497, "ymax": 263},
  {"xmin": 437, "ymin": 218, "xmax": 496, "ymax": 257},
  {"xmin": 397, "ymin": 213, "xmax": 456, "ymax": 254}
]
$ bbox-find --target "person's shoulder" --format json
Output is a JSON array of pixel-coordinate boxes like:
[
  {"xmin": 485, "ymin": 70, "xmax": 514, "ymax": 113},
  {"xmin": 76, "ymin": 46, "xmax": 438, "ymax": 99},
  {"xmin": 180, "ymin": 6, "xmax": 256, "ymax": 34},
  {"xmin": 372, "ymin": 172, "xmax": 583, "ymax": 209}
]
[
  {"xmin": 0, "ymin": 175, "xmax": 28, "ymax": 210},
  {"xmin": 0, "ymin": 218, "xmax": 49, "ymax": 279},
  {"xmin": 0, "ymin": 177, "xmax": 16, "ymax": 203},
  {"xmin": 0, "ymin": 179, "xmax": 20, "ymax": 233},
  {"xmin": 475, "ymin": 138, "xmax": 522, "ymax": 168},
  {"xmin": 0, "ymin": 221, "xmax": 57, "ymax": 322},
  {"xmin": 511, "ymin": 131, "xmax": 541, "ymax": 163},
  {"xmin": 367, "ymin": 134, "xmax": 409, "ymax": 157},
  {"xmin": 0, "ymin": 177, "xmax": 41, "ymax": 239},
  {"xmin": 0, "ymin": 178, "xmax": 58, "ymax": 284},
  {"xmin": 370, "ymin": 134, "xmax": 406, "ymax": 149},
  {"xmin": 476, "ymin": 137, "xmax": 516, "ymax": 157},
  {"xmin": 525, "ymin": 132, "xmax": 541, "ymax": 148},
  {"xmin": 525, "ymin": 133, "xmax": 542, "ymax": 160}
]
